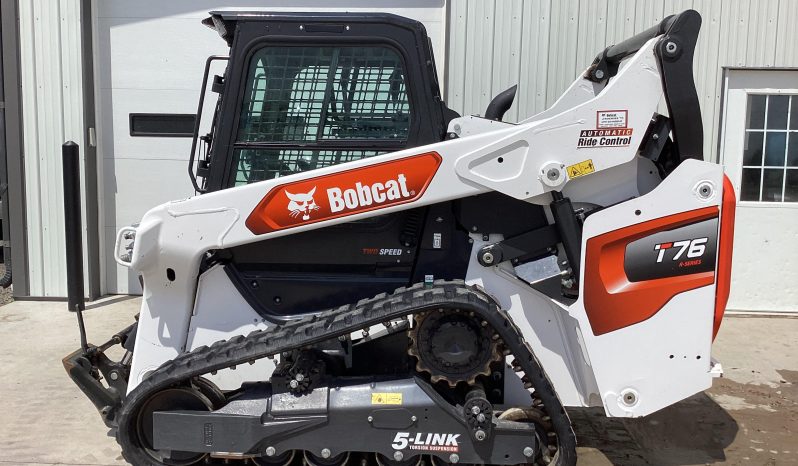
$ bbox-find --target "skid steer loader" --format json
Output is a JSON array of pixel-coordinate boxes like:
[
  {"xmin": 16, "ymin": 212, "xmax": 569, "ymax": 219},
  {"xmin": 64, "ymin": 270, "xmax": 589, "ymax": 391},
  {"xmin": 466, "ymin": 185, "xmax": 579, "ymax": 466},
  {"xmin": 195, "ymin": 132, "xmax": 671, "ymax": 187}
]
[{"xmin": 64, "ymin": 9, "xmax": 736, "ymax": 466}]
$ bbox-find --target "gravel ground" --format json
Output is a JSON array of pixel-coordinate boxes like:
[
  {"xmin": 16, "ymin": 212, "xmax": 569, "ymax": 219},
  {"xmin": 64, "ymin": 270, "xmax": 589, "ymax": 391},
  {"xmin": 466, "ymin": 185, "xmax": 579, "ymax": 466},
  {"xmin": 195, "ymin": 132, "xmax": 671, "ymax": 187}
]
[{"xmin": 0, "ymin": 297, "xmax": 795, "ymax": 465}]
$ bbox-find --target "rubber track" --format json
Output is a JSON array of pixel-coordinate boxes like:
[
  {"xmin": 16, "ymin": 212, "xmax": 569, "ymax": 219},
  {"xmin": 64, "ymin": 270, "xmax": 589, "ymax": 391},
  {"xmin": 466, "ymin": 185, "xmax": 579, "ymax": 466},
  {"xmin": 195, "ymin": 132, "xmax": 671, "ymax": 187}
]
[{"xmin": 116, "ymin": 280, "xmax": 577, "ymax": 466}]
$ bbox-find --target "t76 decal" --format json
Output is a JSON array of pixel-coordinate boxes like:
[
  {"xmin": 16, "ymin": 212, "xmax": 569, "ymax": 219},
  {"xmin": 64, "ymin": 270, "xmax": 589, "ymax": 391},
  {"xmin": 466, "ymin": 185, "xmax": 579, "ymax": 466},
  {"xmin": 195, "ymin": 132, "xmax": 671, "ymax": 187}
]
[
  {"xmin": 624, "ymin": 218, "xmax": 718, "ymax": 282},
  {"xmin": 245, "ymin": 152, "xmax": 441, "ymax": 234}
]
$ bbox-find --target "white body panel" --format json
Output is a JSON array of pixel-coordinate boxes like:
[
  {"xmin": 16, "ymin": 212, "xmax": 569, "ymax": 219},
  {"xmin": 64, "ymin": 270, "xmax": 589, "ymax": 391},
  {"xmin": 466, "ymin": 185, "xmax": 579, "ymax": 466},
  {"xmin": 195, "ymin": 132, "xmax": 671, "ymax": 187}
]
[{"xmin": 120, "ymin": 39, "xmax": 726, "ymax": 418}]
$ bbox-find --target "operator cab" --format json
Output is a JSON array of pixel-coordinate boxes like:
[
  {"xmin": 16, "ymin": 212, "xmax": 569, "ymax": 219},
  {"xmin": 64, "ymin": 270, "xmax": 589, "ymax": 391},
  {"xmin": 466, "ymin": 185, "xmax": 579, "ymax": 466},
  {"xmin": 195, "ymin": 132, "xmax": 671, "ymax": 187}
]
[{"xmin": 192, "ymin": 11, "xmax": 458, "ymax": 193}]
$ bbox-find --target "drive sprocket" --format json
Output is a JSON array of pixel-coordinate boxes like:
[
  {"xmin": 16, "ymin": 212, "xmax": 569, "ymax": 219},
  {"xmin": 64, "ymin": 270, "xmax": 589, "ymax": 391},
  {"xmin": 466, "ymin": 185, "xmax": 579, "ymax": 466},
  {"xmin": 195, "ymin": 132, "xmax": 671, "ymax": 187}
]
[{"xmin": 408, "ymin": 309, "xmax": 502, "ymax": 387}]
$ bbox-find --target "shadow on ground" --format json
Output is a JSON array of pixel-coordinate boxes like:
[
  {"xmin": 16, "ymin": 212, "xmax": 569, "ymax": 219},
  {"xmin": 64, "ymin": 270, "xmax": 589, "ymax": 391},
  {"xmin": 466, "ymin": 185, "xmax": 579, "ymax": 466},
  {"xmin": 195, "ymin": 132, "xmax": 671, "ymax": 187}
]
[{"xmin": 571, "ymin": 392, "xmax": 738, "ymax": 465}]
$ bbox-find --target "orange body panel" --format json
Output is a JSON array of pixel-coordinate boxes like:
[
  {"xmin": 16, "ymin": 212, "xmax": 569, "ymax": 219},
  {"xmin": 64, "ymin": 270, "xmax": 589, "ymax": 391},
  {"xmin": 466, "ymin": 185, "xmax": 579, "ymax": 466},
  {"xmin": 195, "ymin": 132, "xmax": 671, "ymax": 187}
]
[
  {"xmin": 713, "ymin": 176, "xmax": 736, "ymax": 339},
  {"xmin": 584, "ymin": 207, "xmax": 719, "ymax": 336},
  {"xmin": 246, "ymin": 152, "xmax": 441, "ymax": 234}
]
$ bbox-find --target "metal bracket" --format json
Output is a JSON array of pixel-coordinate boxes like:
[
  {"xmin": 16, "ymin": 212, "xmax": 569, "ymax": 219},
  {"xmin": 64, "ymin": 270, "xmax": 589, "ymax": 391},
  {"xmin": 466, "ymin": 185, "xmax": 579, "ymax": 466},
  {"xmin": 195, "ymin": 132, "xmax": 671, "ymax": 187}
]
[{"xmin": 477, "ymin": 225, "xmax": 560, "ymax": 267}]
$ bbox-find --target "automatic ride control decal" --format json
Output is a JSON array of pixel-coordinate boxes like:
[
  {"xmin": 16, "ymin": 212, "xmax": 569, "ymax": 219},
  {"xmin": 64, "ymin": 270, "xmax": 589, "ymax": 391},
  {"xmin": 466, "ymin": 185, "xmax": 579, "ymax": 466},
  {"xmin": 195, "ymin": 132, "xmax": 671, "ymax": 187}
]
[
  {"xmin": 245, "ymin": 152, "xmax": 441, "ymax": 234},
  {"xmin": 578, "ymin": 110, "xmax": 634, "ymax": 148}
]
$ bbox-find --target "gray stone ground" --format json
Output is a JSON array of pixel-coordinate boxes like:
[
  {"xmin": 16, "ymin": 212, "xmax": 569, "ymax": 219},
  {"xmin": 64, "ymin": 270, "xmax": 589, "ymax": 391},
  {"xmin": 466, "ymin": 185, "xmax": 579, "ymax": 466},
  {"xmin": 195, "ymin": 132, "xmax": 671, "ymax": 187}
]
[{"xmin": 0, "ymin": 297, "xmax": 795, "ymax": 466}]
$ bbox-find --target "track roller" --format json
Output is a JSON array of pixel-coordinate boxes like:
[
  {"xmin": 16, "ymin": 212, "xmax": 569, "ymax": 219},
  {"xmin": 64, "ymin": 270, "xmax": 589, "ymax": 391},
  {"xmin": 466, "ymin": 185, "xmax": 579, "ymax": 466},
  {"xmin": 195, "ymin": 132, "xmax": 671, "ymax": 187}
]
[{"xmin": 304, "ymin": 450, "xmax": 350, "ymax": 466}]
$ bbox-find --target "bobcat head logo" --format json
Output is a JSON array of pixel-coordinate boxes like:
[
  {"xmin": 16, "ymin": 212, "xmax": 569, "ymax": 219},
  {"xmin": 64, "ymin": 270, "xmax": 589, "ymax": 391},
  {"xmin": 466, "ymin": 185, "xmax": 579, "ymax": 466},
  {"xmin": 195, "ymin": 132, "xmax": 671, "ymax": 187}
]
[{"xmin": 285, "ymin": 187, "xmax": 320, "ymax": 221}]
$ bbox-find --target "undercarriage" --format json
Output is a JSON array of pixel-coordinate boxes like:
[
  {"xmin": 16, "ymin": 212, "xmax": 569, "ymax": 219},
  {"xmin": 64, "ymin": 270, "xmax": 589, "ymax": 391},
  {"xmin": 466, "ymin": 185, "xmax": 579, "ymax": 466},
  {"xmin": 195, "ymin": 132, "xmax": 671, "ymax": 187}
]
[{"xmin": 76, "ymin": 282, "xmax": 574, "ymax": 465}]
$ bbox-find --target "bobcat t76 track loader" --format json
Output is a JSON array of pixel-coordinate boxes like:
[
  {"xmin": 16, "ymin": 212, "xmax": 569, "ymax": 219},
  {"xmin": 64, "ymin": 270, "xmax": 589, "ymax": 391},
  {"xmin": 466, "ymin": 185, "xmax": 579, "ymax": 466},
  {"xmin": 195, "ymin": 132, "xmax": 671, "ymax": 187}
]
[{"xmin": 64, "ymin": 9, "xmax": 736, "ymax": 466}]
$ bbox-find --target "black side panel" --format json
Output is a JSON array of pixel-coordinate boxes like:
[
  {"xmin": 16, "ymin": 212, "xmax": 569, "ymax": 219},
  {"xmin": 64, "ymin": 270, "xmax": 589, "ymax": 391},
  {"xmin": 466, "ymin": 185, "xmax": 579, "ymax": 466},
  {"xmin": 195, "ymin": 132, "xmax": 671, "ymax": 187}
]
[
  {"xmin": 410, "ymin": 202, "xmax": 472, "ymax": 285},
  {"xmin": 224, "ymin": 193, "xmax": 549, "ymax": 322},
  {"xmin": 225, "ymin": 210, "xmax": 423, "ymax": 321},
  {"xmin": 455, "ymin": 192, "xmax": 548, "ymax": 236}
]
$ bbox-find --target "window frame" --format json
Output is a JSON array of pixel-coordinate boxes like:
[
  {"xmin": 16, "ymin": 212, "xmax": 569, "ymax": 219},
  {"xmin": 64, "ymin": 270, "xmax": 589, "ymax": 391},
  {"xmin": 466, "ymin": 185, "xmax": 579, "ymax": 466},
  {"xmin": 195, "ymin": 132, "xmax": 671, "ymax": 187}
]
[
  {"xmin": 222, "ymin": 37, "xmax": 420, "ymax": 188},
  {"xmin": 739, "ymin": 90, "xmax": 798, "ymax": 205}
]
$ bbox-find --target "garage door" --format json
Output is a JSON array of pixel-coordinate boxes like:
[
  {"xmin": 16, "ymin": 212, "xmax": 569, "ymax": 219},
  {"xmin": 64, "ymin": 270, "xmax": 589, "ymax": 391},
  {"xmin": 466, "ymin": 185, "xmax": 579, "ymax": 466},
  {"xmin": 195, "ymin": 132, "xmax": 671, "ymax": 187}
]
[{"xmin": 94, "ymin": 0, "xmax": 445, "ymax": 294}]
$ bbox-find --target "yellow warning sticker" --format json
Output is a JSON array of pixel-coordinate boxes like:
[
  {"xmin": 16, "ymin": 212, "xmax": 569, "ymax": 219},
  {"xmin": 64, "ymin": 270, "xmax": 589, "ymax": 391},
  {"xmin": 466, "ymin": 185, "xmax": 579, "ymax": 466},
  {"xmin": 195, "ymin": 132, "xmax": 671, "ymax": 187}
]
[
  {"xmin": 371, "ymin": 392, "xmax": 403, "ymax": 405},
  {"xmin": 566, "ymin": 159, "xmax": 596, "ymax": 179}
]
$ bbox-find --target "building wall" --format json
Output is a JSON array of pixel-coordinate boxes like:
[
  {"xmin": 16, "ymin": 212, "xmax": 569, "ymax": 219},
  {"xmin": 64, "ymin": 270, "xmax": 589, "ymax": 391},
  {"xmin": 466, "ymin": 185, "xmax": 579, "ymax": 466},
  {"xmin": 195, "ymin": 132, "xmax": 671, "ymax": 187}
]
[
  {"xmin": 18, "ymin": 0, "xmax": 88, "ymax": 297},
  {"xmin": 445, "ymin": 0, "xmax": 798, "ymax": 158}
]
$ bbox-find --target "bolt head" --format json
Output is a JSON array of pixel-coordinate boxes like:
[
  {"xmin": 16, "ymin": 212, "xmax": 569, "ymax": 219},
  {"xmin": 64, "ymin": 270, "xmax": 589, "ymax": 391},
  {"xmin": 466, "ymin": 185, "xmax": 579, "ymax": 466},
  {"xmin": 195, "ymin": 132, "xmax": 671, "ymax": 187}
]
[
  {"xmin": 665, "ymin": 41, "xmax": 678, "ymax": 53},
  {"xmin": 622, "ymin": 391, "xmax": 637, "ymax": 405},
  {"xmin": 109, "ymin": 371, "xmax": 119, "ymax": 381},
  {"xmin": 475, "ymin": 429, "xmax": 486, "ymax": 441},
  {"xmin": 471, "ymin": 405, "xmax": 481, "ymax": 415},
  {"xmin": 393, "ymin": 451, "xmax": 404, "ymax": 461},
  {"xmin": 449, "ymin": 453, "xmax": 460, "ymax": 463},
  {"xmin": 289, "ymin": 380, "xmax": 299, "ymax": 389},
  {"xmin": 265, "ymin": 446, "xmax": 276, "ymax": 457},
  {"xmin": 524, "ymin": 446, "xmax": 535, "ymax": 457},
  {"xmin": 477, "ymin": 413, "xmax": 486, "ymax": 423},
  {"xmin": 411, "ymin": 415, "xmax": 417, "ymax": 422},
  {"xmin": 594, "ymin": 69, "xmax": 605, "ymax": 79},
  {"xmin": 295, "ymin": 373, "xmax": 305, "ymax": 382},
  {"xmin": 321, "ymin": 448, "xmax": 331, "ymax": 459},
  {"xmin": 368, "ymin": 415, "xmax": 374, "ymax": 423},
  {"xmin": 481, "ymin": 252, "xmax": 494, "ymax": 265},
  {"xmin": 546, "ymin": 168, "xmax": 559, "ymax": 180}
]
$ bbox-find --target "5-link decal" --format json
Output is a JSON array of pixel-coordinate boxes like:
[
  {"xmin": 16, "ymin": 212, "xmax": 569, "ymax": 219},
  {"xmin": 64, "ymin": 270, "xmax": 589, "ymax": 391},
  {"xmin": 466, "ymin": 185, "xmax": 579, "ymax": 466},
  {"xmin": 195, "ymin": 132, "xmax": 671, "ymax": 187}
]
[{"xmin": 391, "ymin": 432, "xmax": 460, "ymax": 453}]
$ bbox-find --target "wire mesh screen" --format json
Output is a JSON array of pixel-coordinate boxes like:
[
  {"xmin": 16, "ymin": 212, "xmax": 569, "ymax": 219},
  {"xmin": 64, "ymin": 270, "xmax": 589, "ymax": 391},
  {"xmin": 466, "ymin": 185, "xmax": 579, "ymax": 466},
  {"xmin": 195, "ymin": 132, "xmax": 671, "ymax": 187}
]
[
  {"xmin": 234, "ymin": 45, "xmax": 410, "ymax": 184},
  {"xmin": 235, "ymin": 148, "xmax": 382, "ymax": 185}
]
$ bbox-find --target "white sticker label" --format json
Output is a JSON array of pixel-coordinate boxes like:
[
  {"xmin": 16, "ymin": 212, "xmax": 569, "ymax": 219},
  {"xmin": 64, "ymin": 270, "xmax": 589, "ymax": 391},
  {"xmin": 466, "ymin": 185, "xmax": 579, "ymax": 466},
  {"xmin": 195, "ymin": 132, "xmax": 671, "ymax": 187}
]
[
  {"xmin": 433, "ymin": 233, "xmax": 442, "ymax": 249},
  {"xmin": 596, "ymin": 110, "xmax": 628, "ymax": 129}
]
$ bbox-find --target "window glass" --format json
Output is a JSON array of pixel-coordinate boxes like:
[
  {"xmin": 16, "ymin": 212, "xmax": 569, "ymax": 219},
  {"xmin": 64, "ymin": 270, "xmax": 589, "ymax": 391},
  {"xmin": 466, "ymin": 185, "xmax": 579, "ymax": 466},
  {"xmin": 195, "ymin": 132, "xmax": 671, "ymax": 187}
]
[
  {"xmin": 235, "ymin": 148, "xmax": 381, "ymax": 185},
  {"xmin": 746, "ymin": 94, "xmax": 766, "ymax": 129},
  {"xmin": 766, "ymin": 95, "xmax": 789, "ymax": 129},
  {"xmin": 743, "ymin": 132, "xmax": 763, "ymax": 166},
  {"xmin": 740, "ymin": 94, "xmax": 798, "ymax": 202},
  {"xmin": 786, "ymin": 170, "xmax": 798, "ymax": 201},
  {"xmin": 233, "ymin": 45, "xmax": 410, "ymax": 184}
]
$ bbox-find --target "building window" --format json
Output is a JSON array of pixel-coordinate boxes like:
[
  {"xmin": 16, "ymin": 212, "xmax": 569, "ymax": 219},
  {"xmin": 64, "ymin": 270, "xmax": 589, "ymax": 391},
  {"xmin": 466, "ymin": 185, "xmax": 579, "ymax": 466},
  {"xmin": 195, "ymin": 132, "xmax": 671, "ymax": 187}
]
[{"xmin": 741, "ymin": 94, "xmax": 798, "ymax": 202}]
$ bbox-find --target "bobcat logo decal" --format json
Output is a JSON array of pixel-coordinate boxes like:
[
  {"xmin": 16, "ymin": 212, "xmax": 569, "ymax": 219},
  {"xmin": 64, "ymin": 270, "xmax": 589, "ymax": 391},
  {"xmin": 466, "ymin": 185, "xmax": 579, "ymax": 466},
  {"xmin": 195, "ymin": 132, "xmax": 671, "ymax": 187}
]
[
  {"xmin": 285, "ymin": 187, "xmax": 320, "ymax": 221},
  {"xmin": 245, "ymin": 152, "xmax": 441, "ymax": 235}
]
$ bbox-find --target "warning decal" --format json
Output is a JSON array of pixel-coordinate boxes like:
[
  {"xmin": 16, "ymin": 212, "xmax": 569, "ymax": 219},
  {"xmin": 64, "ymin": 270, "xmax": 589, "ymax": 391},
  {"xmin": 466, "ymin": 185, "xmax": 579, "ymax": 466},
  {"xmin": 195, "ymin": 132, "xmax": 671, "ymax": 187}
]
[
  {"xmin": 566, "ymin": 159, "xmax": 596, "ymax": 179},
  {"xmin": 578, "ymin": 110, "xmax": 633, "ymax": 149},
  {"xmin": 372, "ymin": 392, "xmax": 403, "ymax": 405},
  {"xmin": 597, "ymin": 110, "xmax": 628, "ymax": 128}
]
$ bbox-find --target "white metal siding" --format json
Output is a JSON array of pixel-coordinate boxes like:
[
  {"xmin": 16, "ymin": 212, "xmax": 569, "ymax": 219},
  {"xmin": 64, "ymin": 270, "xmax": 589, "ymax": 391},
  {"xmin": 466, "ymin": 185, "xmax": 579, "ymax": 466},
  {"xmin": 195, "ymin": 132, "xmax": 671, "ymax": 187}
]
[
  {"xmin": 18, "ymin": 0, "xmax": 87, "ymax": 297},
  {"xmin": 445, "ymin": 0, "xmax": 798, "ymax": 162}
]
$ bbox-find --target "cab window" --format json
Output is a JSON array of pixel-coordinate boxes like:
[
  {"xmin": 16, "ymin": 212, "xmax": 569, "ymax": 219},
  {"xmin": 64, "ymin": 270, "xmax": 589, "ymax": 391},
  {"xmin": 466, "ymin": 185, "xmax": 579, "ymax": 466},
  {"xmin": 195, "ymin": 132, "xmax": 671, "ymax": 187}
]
[{"xmin": 234, "ymin": 46, "xmax": 410, "ymax": 184}]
